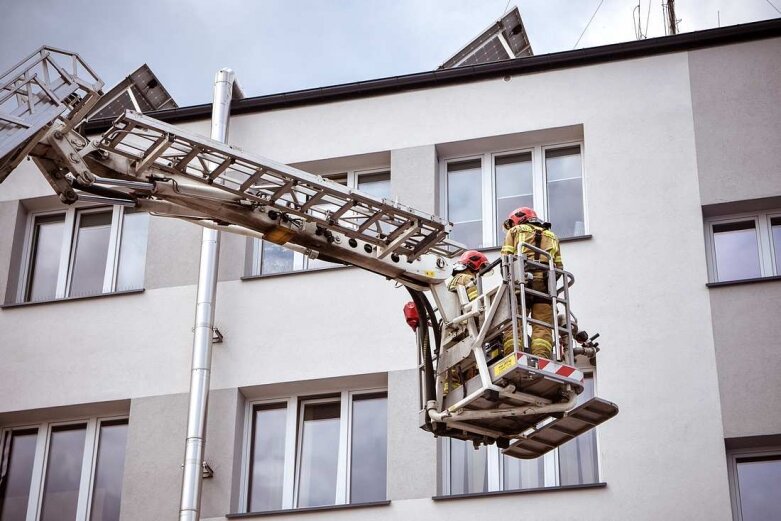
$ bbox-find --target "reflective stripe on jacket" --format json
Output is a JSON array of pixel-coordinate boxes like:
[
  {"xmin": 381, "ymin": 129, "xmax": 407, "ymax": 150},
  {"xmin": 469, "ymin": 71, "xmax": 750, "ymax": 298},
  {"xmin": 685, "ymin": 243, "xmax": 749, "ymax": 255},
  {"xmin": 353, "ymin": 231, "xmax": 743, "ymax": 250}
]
[
  {"xmin": 500, "ymin": 223, "xmax": 563, "ymax": 270},
  {"xmin": 447, "ymin": 272, "xmax": 478, "ymax": 301}
]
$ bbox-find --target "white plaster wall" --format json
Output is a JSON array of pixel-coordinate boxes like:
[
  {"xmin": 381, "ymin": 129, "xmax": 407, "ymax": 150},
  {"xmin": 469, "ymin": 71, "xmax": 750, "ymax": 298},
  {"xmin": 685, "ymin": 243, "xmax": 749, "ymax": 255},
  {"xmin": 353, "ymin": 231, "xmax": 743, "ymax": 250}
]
[
  {"xmin": 689, "ymin": 38, "xmax": 781, "ymax": 205},
  {"xmin": 0, "ymin": 49, "xmax": 739, "ymax": 519}
]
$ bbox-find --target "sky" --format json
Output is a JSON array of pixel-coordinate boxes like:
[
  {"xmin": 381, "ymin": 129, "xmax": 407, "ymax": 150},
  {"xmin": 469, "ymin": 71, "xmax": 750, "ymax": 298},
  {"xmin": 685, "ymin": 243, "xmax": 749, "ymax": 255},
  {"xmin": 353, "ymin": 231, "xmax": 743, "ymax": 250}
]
[{"xmin": 1, "ymin": 0, "xmax": 779, "ymax": 107}]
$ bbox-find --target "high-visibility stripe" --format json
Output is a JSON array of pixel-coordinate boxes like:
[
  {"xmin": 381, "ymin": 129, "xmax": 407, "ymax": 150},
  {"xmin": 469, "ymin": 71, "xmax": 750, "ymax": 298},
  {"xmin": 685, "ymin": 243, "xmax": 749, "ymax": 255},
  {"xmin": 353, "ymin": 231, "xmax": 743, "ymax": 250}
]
[{"xmin": 519, "ymin": 353, "xmax": 583, "ymax": 382}]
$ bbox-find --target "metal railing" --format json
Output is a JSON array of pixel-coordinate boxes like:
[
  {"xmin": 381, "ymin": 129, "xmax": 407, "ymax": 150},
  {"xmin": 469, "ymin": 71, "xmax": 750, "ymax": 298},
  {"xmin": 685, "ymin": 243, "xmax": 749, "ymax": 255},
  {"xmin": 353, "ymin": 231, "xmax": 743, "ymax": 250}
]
[
  {"xmin": 0, "ymin": 46, "xmax": 103, "ymax": 177},
  {"xmin": 502, "ymin": 241, "xmax": 576, "ymax": 365}
]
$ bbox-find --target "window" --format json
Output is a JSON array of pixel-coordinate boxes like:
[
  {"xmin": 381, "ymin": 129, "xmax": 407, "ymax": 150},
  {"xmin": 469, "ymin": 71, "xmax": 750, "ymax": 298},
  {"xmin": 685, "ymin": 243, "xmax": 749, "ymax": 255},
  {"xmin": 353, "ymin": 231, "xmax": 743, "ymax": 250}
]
[
  {"xmin": 18, "ymin": 206, "xmax": 149, "ymax": 303},
  {"xmin": 247, "ymin": 170, "xmax": 391, "ymax": 276},
  {"xmin": 705, "ymin": 211, "xmax": 781, "ymax": 283},
  {"xmin": 441, "ymin": 143, "xmax": 586, "ymax": 249},
  {"xmin": 242, "ymin": 390, "xmax": 387, "ymax": 513},
  {"xmin": 439, "ymin": 376, "xmax": 599, "ymax": 495},
  {"xmin": 0, "ymin": 417, "xmax": 128, "ymax": 521},
  {"xmin": 727, "ymin": 449, "xmax": 781, "ymax": 521}
]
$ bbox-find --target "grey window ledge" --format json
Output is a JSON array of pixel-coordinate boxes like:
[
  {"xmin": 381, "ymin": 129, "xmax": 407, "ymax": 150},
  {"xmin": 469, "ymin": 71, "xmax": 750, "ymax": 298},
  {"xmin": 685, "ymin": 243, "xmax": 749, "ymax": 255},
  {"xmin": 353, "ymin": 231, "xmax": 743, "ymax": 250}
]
[
  {"xmin": 706, "ymin": 275, "xmax": 781, "ymax": 288},
  {"xmin": 1, "ymin": 289, "xmax": 145, "ymax": 309},
  {"xmin": 478, "ymin": 234, "xmax": 592, "ymax": 253},
  {"xmin": 432, "ymin": 482, "xmax": 607, "ymax": 501},
  {"xmin": 226, "ymin": 500, "xmax": 391, "ymax": 518},
  {"xmin": 241, "ymin": 264, "xmax": 350, "ymax": 281},
  {"xmin": 240, "ymin": 235, "xmax": 592, "ymax": 281},
  {"xmin": 559, "ymin": 234, "xmax": 593, "ymax": 243}
]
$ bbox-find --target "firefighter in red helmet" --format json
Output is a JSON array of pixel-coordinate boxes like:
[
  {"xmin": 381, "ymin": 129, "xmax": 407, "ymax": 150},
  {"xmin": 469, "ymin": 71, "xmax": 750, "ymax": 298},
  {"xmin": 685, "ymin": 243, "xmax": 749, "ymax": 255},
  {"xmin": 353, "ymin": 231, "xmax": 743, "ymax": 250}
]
[
  {"xmin": 444, "ymin": 249, "xmax": 489, "ymax": 393},
  {"xmin": 447, "ymin": 249, "xmax": 489, "ymax": 302},
  {"xmin": 501, "ymin": 207, "xmax": 563, "ymax": 360}
]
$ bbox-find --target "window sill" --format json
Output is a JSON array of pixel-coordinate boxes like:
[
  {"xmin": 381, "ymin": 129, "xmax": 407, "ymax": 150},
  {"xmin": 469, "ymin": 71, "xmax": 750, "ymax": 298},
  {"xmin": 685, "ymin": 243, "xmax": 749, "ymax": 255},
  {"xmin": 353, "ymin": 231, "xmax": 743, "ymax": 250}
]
[
  {"xmin": 432, "ymin": 481, "xmax": 606, "ymax": 501},
  {"xmin": 241, "ymin": 235, "xmax": 593, "ymax": 281},
  {"xmin": 477, "ymin": 234, "xmax": 592, "ymax": 253},
  {"xmin": 241, "ymin": 264, "xmax": 350, "ymax": 281},
  {"xmin": 706, "ymin": 275, "xmax": 781, "ymax": 288},
  {"xmin": 226, "ymin": 500, "xmax": 391, "ymax": 518},
  {"xmin": 1, "ymin": 289, "xmax": 145, "ymax": 309}
]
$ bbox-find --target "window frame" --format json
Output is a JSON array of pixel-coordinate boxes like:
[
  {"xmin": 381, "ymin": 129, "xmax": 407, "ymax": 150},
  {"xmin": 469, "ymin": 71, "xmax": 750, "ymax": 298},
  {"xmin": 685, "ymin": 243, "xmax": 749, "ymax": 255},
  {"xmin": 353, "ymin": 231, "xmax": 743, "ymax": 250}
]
[
  {"xmin": 437, "ymin": 372, "xmax": 601, "ymax": 496},
  {"xmin": 246, "ymin": 167, "xmax": 391, "ymax": 277},
  {"xmin": 239, "ymin": 388, "xmax": 388, "ymax": 514},
  {"xmin": 0, "ymin": 415, "xmax": 129, "ymax": 521},
  {"xmin": 726, "ymin": 447, "xmax": 781, "ymax": 521},
  {"xmin": 16, "ymin": 205, "xmax": 145, "ymax": 303},
  {"xmin": 438, "ymin": 141, "xmax": 588, "ymax": 249},
  {"xmin": 704, "ymin": 210, "xmax": 780, "ymax": 283}
]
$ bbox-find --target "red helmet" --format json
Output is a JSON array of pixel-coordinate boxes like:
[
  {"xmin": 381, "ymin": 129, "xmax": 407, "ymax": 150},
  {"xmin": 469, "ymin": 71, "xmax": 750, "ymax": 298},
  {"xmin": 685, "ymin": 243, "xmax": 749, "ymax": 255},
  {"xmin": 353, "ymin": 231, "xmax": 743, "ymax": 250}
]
[
  {"xmin": 458, "ymin": 250, "xmax": 489, "ymax": 271},
  {"xmin": 504, "ymin": 207, "xmax": 537, "ymax": 229}
]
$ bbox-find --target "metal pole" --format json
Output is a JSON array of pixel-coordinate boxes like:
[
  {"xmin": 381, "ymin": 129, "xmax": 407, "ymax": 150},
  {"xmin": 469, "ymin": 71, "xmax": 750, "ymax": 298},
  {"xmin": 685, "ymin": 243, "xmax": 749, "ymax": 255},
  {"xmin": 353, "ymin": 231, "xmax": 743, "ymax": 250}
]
[
  {"xmin": 666, "ymin": 0, "xmax": 678, "ymax": 35},
  {"xmin": 179, "ymin": 69, "xmax": 244, "ymax": 521}
]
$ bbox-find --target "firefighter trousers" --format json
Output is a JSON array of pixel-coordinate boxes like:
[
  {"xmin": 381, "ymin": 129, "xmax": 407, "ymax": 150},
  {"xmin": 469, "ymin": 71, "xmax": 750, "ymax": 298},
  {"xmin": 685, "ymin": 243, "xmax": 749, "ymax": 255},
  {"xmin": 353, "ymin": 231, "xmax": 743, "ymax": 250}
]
[{"xmin": 502, "ymin": 279, "xmax": 553, "ymax": 360}]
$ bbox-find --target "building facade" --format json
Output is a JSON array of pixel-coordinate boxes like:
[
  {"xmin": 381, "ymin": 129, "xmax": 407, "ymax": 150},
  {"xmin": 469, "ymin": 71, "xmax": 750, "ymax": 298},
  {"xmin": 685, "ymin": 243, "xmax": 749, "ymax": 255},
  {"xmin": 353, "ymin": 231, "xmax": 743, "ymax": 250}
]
[{"xmin": 1, "ymin": 20, "xmax": 780, "ymax": 521}]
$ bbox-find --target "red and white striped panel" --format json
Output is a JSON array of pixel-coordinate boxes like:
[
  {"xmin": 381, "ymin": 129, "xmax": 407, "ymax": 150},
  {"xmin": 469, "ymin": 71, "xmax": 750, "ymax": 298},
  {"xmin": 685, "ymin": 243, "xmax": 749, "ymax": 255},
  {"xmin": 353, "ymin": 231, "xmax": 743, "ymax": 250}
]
[{"xmin": 516, "ymin": 353, "xmax": 584, "ymax": 383}]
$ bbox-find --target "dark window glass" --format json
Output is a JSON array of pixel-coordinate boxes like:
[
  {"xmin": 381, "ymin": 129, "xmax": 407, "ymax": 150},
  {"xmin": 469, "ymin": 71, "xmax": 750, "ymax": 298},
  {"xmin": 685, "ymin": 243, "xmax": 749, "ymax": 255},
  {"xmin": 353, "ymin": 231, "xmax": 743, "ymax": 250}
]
[
  {"xmin": 546, "ymin": 146, "xmax": 585, "ymax": 238},
  {"xmin": 447, "ymin": 159, "xmax": 483, "ymax": 248},
  {"xmin": 736, "ymin": 455, "xmax": 781, "ymax": 521},
  {"xmin": 349, "ymin": 394, "xmax": 387, "ymax": 503},
  {"xmin": 297, "ymin": 402, "xmax": 340, "ymax": 507},
  {"xmin": 771, "ymin": 217, "xmax": 781, "ymax": 275},
  {"xmin": 115, "ymin": 211, "xmax": 149, "ymax": 291},
  {"xmin": 89, "ymin": 421, "xmax": 128, "ymax": 521},
  {"xmin": 712, "ymin": 221, "xmax": 761, "ymax": 281},
  {"xmin": 69, "ymin": 211, "xmax": 112, "ymax": 297},
  {"xmin": 261, "ymin": 241, "xmax": 295, "ymax": 275},
  {"xmin": 40, "ymin": 424, "xmax": 87, "ymax": 521},
  {"xmin": 357, "ymin": 173, "xmax": 391, "ymax": 199},
  {"xmin": 449, "ymin": 439, "xmax": 488, "ymax": 494},
  {"xmin": 503, "ymin": 456, "xmax": 544, "ymax": 490},
  {"xmin": 0, "ymin": 429, "xmax": 38, "ymax": 521},
  {"xmin": 248, "ymin": 404, "xmax": 287, "ymax": 512},
  {"xmin": 26, "ymin": 215, "xmax": 65, "ymax": 302},
  {"xmin": 495, "ymin": 153, "xmax": 533, "ymax": 245},
  {"xmin": 559, "ymin": 377, "xmax": 599, "ymax": 485}
]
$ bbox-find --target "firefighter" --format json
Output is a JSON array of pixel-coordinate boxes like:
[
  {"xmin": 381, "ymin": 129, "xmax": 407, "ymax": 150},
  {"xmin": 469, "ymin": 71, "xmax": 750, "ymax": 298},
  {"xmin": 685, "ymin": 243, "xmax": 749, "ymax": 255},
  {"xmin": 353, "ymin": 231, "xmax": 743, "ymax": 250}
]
[
  {"xmin": 444, "ymin": 249, "xmax": 488, "ymax": 393},
  {"xmin": 500, "ymin": 207, "xmax": 563, "ymax": 360},
  {"xmin": 447, "ymin": 249, "xmax": 489, "ymax": 303}
]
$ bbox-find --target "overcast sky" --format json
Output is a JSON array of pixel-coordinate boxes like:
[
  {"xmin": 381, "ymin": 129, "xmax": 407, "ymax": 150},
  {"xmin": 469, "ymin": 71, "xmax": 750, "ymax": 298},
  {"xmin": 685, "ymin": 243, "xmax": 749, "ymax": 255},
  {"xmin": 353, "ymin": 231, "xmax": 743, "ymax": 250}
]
[{"xmin": 1, "ymin": 1, "xmax": 778, "ymax": 107}]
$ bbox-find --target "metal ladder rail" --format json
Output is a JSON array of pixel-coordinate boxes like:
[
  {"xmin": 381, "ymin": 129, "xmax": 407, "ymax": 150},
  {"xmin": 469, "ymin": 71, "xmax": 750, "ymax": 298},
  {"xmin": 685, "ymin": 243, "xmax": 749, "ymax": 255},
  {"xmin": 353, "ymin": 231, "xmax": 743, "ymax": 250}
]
[
  {"xmin": 522, "ymin": 254, "xmax": 576, "ymax": 363},
  {"xmin": 508, "ymin": 242, "xmax": 576, "ymax": 363},
  {"xmin": 96, "ymin": 111, "xmax": 462, "ymax": 261}
]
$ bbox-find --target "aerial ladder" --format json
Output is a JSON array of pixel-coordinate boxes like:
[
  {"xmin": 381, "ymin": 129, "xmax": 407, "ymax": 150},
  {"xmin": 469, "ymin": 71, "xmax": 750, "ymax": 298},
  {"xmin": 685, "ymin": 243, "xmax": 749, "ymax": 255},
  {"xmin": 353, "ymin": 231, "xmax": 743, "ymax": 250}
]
[{"xmin": 0, "ymin": 47, "xmax": 618, "ymax": 462}]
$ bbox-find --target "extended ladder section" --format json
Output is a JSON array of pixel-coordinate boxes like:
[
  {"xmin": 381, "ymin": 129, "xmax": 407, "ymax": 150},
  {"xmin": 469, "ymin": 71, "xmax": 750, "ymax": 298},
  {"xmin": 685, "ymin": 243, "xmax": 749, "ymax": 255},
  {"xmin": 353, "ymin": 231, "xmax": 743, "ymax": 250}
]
[
  {"xmin": 95, "ymin": 111, "xmax": 462, "ymax": 264},
  {"xmin": 0, "ymin": 46, "xmax": 103, "ymax": 180},
  {"xmin": 423, "ymin": 246, "xmax": 618, "ymax": 458}
]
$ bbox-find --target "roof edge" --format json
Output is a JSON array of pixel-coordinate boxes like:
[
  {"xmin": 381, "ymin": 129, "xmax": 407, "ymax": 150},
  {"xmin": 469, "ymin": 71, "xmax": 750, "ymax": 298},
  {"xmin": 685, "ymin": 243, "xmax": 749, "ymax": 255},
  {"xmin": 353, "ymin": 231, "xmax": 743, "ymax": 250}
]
[{"xmin": 84, "ymin": 17, "xmax": 781, "ymax": 133}]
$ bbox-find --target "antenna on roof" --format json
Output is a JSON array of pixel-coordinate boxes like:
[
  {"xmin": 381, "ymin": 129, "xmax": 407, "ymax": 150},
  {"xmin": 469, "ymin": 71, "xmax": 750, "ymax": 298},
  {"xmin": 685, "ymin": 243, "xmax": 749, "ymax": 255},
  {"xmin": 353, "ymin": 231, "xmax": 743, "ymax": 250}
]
[{"xmin": 663, "ymin": 0, "xmax": 681, "ymax": 35}]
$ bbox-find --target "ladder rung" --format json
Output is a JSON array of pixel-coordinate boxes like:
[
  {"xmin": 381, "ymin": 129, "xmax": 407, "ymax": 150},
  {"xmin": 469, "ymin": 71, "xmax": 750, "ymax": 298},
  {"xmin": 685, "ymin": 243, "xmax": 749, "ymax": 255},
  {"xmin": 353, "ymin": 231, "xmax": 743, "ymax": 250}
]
[
  {"xmin": 239, "ymin": 168, "xmax": 264, "ymax": 192},
  {"xmin": 300, "ymin": 191, "xmax": 325, "ymax": 212},
  {"xmin": 174, "ymin": 146, "xmax": 202, "ymax": 170},
  {"xmin": 329, "ymin": 200, "xmax": 355, "ymax": 221},
  {"xmin": 135, "ymin": 133, "xmax": 172, "ymax": 175},
  {"xmin": 357, "ymin": 211, "xmax": 383, "ymax": 233},
  {"xmin": 207, "ymin": 157, "xmax": 234, "ymax": 181}
]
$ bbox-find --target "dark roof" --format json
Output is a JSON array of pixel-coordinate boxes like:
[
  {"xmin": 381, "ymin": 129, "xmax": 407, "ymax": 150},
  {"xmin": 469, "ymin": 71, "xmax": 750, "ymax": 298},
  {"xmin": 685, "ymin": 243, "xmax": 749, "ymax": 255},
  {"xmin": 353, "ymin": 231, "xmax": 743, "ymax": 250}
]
[{"xmin": 84, "ymin": 18, "xmax": 781, "ymax": 133}]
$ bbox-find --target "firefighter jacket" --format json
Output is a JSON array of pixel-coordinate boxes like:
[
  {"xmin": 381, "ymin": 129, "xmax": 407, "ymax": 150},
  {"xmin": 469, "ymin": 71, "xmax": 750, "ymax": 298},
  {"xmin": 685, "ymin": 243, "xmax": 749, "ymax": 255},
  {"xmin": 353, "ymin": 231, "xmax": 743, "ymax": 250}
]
[
  {"xmin": 500, "ymin": 223, "xmax": 563, "ymax": 272},
  {"xmin": 447, "ymin": 271, "xmax": 478, "ymax": 301}
]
